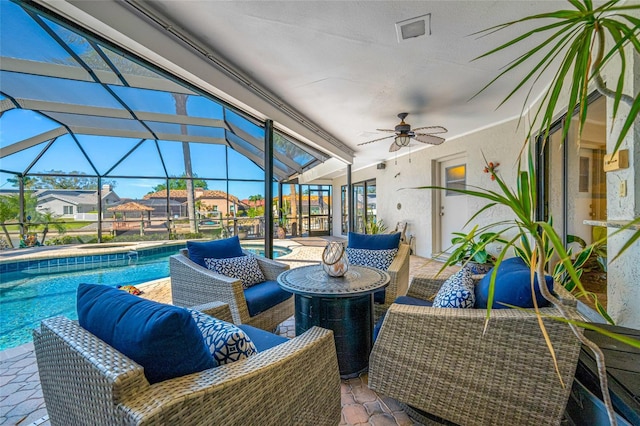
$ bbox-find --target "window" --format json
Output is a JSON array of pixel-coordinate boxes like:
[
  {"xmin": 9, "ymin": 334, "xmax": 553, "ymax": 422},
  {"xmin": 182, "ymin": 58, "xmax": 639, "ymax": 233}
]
[
  {"xmin": 63, "ymin": 205, "xmax": 74, "ymax": 215},
  {"xmin": 445, "ymin": 165, "xmax": 466, "ymax": 195},
  {"xmin": 342, "ymin": 179, "xmax": 376, "ymax": 234}
]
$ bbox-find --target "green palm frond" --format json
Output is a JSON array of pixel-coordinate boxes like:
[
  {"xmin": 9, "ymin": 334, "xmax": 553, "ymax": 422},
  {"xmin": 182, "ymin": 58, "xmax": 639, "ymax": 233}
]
[{"xmin": 472, "ymin": 0, "xmax": 640, "ymax": 152}]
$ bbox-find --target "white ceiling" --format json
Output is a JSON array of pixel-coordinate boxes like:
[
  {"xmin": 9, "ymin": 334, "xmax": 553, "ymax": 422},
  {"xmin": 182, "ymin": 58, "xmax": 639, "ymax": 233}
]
[{"xmin": 44, "ymin": 0, "xmax": 572, "ymax": 179}]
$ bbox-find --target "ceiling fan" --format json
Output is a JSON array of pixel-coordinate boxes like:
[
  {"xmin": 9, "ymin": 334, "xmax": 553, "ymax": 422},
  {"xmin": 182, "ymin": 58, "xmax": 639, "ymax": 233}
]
[{"xmin": 358, "ymin": 112, "xmax": 447, "ymax": 152}]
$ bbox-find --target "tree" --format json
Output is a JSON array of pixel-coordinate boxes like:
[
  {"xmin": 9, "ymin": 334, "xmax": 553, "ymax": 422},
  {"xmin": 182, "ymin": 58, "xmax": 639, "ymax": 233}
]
[
  {"xmin": 151, "ymin": 176, "xmax": 208, "ymax": 193},
  {"xmin": 0, "ymin": 195, "xmax": 20, "ymax": 248},
  {"xmin": 8, "ymin": 171, "xmax": 115, "ymax": 190},
  {"xmin": 274, "ymin": 134, "xmax": 299, "ymax": 231},
  {"xmin": 32, "ymin": 209, "xmax": 67, "ymax": 244}
]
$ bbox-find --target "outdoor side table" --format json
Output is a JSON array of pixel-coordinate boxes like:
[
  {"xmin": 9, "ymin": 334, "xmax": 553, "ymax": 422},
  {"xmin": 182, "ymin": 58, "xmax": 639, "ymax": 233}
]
[{"xmin": 277, "ymin": 264, "xmax": 389, "ymax": 378}]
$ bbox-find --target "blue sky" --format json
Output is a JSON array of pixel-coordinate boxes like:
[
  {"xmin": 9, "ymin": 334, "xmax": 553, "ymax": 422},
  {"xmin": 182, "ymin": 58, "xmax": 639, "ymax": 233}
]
[{"xmin": 0, "ymin": 0, "xmax": 305, "ymax": 202}]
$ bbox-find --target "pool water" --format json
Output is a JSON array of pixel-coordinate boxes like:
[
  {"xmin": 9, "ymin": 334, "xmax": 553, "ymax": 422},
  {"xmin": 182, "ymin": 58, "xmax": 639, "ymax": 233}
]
[{"xmin": 0, "ymin": 244, "xmax": 291, "ymax": 351}]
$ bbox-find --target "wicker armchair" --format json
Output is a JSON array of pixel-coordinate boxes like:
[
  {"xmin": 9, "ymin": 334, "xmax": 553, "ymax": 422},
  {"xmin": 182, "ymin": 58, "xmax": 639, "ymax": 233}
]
[
  {"xmin": 374, "ymin": 243, "xmax": 410, "ymax": 321},
  {"xmin": 170, "ymin": 249, "xmax": 293, "ymax": 331},
  {"xmin": 369, "ymin": 274, "xmax": 583, "ymax": 426},
  {"xmin": 33, "ymin": 302, "xmax": 341, "ymax": 426}
]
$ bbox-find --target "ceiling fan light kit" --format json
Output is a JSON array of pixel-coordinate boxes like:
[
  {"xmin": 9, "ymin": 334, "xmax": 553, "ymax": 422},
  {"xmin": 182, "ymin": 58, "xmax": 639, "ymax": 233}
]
[{"xmin": 357, "ymin": 112, "xmax": 447, "ymax": 152}]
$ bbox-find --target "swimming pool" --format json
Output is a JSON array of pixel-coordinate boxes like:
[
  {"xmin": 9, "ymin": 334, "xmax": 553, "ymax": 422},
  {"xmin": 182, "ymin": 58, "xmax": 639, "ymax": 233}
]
[{"xmin": 0, "ymin": 243, "xmax": 291, "ymax": 351}]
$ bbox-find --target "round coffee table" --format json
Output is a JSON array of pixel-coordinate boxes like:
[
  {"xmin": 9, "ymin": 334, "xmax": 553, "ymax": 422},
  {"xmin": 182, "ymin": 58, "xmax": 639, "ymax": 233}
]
[{"xmin": 277, "ymin": 264, "xmax": 390, "ymax": 378}]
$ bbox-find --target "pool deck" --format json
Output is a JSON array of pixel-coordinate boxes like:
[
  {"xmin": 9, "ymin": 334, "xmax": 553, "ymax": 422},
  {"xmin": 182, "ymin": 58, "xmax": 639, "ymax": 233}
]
[{"xmin": 0, "ymin": 237, "xmax": 456, "ymax": 426}]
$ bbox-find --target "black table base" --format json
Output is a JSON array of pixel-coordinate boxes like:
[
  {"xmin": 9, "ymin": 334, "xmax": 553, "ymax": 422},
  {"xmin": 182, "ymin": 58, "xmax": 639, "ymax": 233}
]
[{"xmin": 295, "ymin": 293, "xmax": 373, "ymax": 378}]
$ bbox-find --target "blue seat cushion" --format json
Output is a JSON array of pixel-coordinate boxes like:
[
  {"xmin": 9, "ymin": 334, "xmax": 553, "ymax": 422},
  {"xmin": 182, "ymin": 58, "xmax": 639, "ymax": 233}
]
[
  {"xmin": 374, "ymin": 289, "xmax": 386, "ymax": 304},
  {"xmin": 394, "ymin": 295, "xmax": 434, "ymax": 307},
  {"xmin": 77, "ymin": 284, "xmax": 214, "ymax": 384},
  {"xmin": 347, "ymin": 232, "xmax": 401, "ymax": 250},
  {"xmin": 243, "ymin": 280, "xmax": 293, "ymax": 317},
  {"xmin": 238, "ymin": 324, "xmax": 289, "ymax": 352},
  {"xmin": 475, "ymin": 257, "xmax": 554, "ymax": 309},
  {"xmin": 187, "ymin": 236, "xmax": 244, "ymax": 268},
  {"xmin": 374, "ymin": 296, "xmax": 433, "ymax": 341}
]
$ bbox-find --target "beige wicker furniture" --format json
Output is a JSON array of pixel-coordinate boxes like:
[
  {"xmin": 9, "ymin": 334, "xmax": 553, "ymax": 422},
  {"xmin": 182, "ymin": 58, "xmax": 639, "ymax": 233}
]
[
  {"xmin": 170, "ymin": 248, "xmax": 293, "ymax": 331},
  {"xmin": 369, "ymin": 274, "xmax": 583, "ymax": 426},
  {"xmin": 33, "ymin": 302, "xmax": 341, "ymax": 426},
  {"xmin": 373, "ymin": 242, "xmax": 410, "ymax": 322}
]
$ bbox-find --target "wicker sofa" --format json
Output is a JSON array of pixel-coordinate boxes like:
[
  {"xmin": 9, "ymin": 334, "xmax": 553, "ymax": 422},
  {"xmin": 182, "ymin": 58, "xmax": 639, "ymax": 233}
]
[
  {"xmin": 33, "ymin": 301, "xmax": 341, "ymax": 426},
  {"xmin": 368, "ymin": 274, "xmax": 583, "ymax": 426},
  {"xmin": 170, "ymin": 248, "xmax": 293, "ymax": 331}
]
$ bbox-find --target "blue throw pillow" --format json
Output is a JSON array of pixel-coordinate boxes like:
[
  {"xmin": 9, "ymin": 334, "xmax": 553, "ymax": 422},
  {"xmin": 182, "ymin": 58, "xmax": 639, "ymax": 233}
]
[
  {"xmin": 346, "ymin": 247, "xmax": 398, "ymax": 270},
  {"xmin": 188, "ymin": 309, "xmax": 257, "ymax": 365},
  {"xmin": 77, "ymin": 284, "xmax": 215, "ymax": 384},
  {"xmin": 204, "ymin": 255, "xmax": 266, "ymax": 288},
  {"xmin": 474, "ymin": 257, "xmax": 554, "ymax": 309},
  {"xmin": 187, "ymin": 236, "xmax": 244, "ymax": 268},
  {"xmin": 347, "ymin": 232, "xmax": 401, "ymax": 250},
  {"xmin": 433, "ymin": 268, "xmax": 475, "ymax": 308}
]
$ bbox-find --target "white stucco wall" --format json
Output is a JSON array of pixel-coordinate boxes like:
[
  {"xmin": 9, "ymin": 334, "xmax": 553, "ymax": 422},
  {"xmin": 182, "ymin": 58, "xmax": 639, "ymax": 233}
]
[
  {"xmin": 604, "ymin": 44, "xmax": 640, "ymax": 329},
  {"xmin": 332, "ymin": 118, "xmax": 527, "ymax": 259}
]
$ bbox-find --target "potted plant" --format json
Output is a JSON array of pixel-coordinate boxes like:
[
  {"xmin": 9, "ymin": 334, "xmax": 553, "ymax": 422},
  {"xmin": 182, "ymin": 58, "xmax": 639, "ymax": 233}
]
[
  {"xmin": 447, "ymin": 227, "xmax": 503, "ymax": 274},
  {"xmin": 276, "ymin": 208, "xmax": 288, "ymax": 239},
  {"xmin": 452, "ymin": 3, "xmax": 640, "ymax": 422},
  {"xmin": 365, "ymin": 217, "xmax": 387, "ymax": 235}
]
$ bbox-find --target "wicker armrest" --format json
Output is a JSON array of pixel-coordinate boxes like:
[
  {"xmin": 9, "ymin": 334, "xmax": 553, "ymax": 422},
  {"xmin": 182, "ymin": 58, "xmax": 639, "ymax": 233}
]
[
  {"xmin": 120, "ymin": 327, "xmax": 341, "ymax": 425},
  {"xmin": 190, "ymin": 301, "xmax": 234, "ymax": 323},
  {"xmin": 407, "ymin": 274, "xmax": 445, "ymax": 300},
  {"xmin": 33, "ymin": 317, "xmax": 149, "ymax": 424},
  {"xmin": 385, "ymin": 243, "xmax": 410, "ymax": 302},
  {"xmin": 170, "ymin": 253, "xmax": 249, "ymax": 323}
]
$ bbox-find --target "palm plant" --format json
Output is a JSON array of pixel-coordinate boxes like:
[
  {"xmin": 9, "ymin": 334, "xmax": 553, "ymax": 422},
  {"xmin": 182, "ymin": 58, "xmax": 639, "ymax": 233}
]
[
  {"xmin": 472, "ymin": 0, "xmax": 640, "ymax": 153},
  {"xmin": 33, "ymin": 209, "xmax": 67, "ymax": 244},
  {"xmin": 464, "ymin": 4, "xmax": 640, "ymax": 423},
  {"xmin": 421, "ymin": 154, "xmax": 639, "ymax": 426}
]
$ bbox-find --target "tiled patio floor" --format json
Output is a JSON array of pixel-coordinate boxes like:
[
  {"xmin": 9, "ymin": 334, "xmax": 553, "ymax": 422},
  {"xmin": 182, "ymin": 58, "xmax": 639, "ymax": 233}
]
[{"xmin": 0, "ymin": 238, "xmax": 455, "ymax": 426}]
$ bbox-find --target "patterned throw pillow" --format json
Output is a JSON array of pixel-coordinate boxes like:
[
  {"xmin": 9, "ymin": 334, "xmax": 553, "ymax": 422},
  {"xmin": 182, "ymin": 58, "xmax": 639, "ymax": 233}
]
[
  {"xmin": 204, "ymin": 255, "xmax": 265, "ymax": 289},
  {"xmin": 346, "ymin": 247, "xmax": 398, "ymax": 270},
  {"xmin": 432, "ymin": 268, "xmax": 475, "ymax": 308},
  {"xmin": 188, "ymin": 309, "xmax": 258, "ymax": 365}
]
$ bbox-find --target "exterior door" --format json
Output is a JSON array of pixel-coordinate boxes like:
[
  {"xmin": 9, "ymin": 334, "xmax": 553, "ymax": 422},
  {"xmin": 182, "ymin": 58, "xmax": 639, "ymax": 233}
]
[
  {"xmin": 308, "ymin": 187, "xmax": 331, "ymax": 236},
  {"xmin": 437, "ymin": 157, "xmax": 468, "ymax": 255}
]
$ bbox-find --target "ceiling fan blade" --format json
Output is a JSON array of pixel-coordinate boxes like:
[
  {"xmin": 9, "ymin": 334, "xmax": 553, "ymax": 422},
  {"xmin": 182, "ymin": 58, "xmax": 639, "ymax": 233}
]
[
  {"xmin": 412, "ymin": 126, "xmax": 448, "ymax": 134},
  {"xmin": 388, "ymin": 141, "xmax": 402, "ymax": 152},
  {"xmin": 357, "ymin": 135, "xmax": 395, "ymax": 146},
  {"xmin": 414, "ymin": 134, "xmax": 446, "ymax": 145},
  {"xmin": 375, "ymin": 128, "xmax": 396, "ymax": 133}
]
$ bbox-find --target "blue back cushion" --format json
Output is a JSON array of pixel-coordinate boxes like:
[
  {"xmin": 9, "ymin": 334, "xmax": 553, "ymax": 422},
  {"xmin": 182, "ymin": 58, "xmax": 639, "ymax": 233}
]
[
  {"xmin": 347, "ymin": 232, "xmax": 401, "ymax": 250},
  {"xmin": 243, "ymin": 280, "xmax": 293, "ymax": 317},
  {"xmin": 77, "ymin": 284, "xmax": 215, "ymax": 384},
  {"xmin": 475, "ymin": 257, "xmax": 554, "ymax": 309},
  {"xmin": 187, "ymin": 236, "xmax": 244, "ymax": 268}
]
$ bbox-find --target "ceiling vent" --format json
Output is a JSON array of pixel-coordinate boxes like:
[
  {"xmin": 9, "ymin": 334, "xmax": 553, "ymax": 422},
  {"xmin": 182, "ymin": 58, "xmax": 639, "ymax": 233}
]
[{"xmin": 396, "ymin": 14, "xmax": 431, "ymax": 43}]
